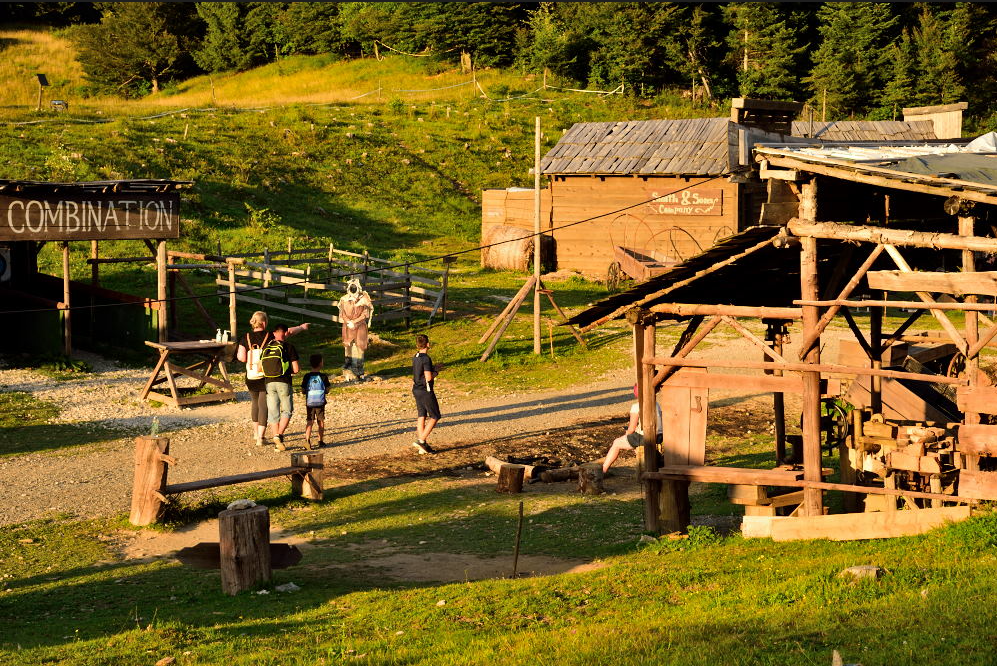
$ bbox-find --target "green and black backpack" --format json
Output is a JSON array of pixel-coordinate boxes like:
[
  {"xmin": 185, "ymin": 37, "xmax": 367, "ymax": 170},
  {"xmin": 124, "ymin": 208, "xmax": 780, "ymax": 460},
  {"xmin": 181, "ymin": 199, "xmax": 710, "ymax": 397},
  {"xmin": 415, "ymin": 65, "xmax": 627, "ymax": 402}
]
[{"xmin": 260, "ymin": 339, "xmax": 289, "ymax": 378}]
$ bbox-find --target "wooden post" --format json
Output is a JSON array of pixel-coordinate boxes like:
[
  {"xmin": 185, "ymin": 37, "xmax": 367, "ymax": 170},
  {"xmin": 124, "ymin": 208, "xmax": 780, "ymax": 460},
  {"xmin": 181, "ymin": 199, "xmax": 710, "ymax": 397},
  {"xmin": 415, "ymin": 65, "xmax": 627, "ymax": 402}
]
[
  {"xmin": 870, "ymin": 291, "xmax": 884, "ymax": 415},
  {"xmin": 800, "ymin": 235, "xmax": 825, "ymax": 517},
  {"xmin": 129, "ymin": 436, "xmax": 171, "ymax": 526},
  {"xmin": 496, "ymin": 464, "xmax": 525, "ymax": 494},
  {"xmin": 766, "ymin": 321, "xmax": 787, "ymax": 463},
  {"xmin": 156, "ymin": 240, "xmax": 167, "ymax": 343},
  {"xmin": 404, "ymin": 264, "xmax": 411, "ymax": 329},
  {"xmin": 219, "ymin": 504, "xmax": 272, "ymax": 595},
  {"xmin": 61, "ymin": 241, "xmax": 71, "ymax": 356},
  {"xmin": 960, "ymin": 212, "xmax": 981, "ymax": 472},
  {"xmin": 167, "ymin": 255, "xmax": 177, "ymax": 339},
  {"xmin": 633, "ymin": 312, "xmax": 668, "ymax": 533},
  {"xmin": 291, "ymin": 452, "xmax": 324, "ymax": 500},
  {"xmin": 228, "ymin": 260, "xmax": 238, "ymax": 341},
  {"xmin": 533, "ymin": 116, "xmax": 542, "ymax": 355},
  {"xmin": 90, "ymin": 240, "xmax": 99, "ymax": 287},
  {"xmin": 441, "ymin": 257, "xmax": 454, "ymax": 321}
]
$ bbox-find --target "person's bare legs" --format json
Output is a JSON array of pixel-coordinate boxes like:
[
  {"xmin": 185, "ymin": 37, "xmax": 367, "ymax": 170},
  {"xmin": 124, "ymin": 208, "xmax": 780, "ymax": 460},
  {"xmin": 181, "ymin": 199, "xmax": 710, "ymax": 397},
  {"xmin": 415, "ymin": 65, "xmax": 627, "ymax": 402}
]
[
  {"xmin": 602, "ymin": 436, "xmax": 634, "ymax": 474},
  {"xmin": 304, "ymin": 421, "xmax": 313, "ymax": 445},
  {"xmin": 418, "ymin": 417, "xmax": 439, "ymax": 442},
  {"xmin": 317, "ymin": 418, "xmax": 325, "ymax": 444},
  {"xmin": 276, "ymin": 416, "xmax": 290, "ymax": 436}
]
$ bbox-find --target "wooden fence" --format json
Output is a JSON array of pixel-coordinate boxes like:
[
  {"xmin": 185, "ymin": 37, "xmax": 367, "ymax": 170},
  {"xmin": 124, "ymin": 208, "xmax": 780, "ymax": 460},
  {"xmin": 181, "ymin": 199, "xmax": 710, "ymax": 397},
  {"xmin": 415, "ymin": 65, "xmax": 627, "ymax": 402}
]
[{"xmin": 208, "ymin": 244, "xmax": 452, "ymax": 331}]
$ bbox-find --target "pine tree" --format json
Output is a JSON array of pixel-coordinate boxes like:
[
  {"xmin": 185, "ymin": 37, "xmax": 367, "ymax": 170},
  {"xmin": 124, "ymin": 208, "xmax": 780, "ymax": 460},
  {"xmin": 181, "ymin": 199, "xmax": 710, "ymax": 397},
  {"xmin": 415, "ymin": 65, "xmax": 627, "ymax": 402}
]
[
  {"xmin": 806, "ymin": 3, "xmax": 899, "ymax": 117},
  {"xmin": 879, "ymin": 29, "xmax": 917, "ymax": 117},
  {"xmin": 70, "ymin": 2, "xmax": 197, "ymax": 95},
  {"xmin": 725, "ymin": 3, "xmax": 806, "ymax": 100},
  {"xmin": 194, "ymin": 2, "xmax": 254, "ymax": 73}
]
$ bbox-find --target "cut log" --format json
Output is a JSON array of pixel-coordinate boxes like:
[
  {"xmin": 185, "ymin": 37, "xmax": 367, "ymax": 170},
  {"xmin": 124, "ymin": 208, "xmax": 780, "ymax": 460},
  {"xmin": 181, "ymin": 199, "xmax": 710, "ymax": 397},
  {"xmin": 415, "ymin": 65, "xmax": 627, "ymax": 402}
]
[
  {"xmin": 291, "ymin": 452, "xmax": 323, "ymax": 501},
  {"xmin": 496, "ymin": 464, "xmax": 525, "ymax": 494},
  {"xmin": 129, "ymin": 436, "xmax": 171, "ymax": 526},
  {"xmin": 219, "ymin": 504, "xmax": 272, "ymax": 595},
  {"xmin": 485, "ymin": 455, "xmax": 541, "ymax": 482},
  {"xmin": 540, "ymin": 466, "xmax": 580, "ymax": 483},
  {"xmin": 577, "ymin": 464, "xmax": 604, "ymax": 495}
]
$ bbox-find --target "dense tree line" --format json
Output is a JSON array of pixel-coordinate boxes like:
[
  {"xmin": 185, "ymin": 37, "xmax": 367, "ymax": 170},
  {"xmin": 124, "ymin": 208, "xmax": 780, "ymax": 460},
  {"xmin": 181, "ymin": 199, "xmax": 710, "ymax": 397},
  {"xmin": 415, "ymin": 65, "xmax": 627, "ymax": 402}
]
[{"xmin": 6, "ymin": 2, "xmax": 997, "ymax": 119}]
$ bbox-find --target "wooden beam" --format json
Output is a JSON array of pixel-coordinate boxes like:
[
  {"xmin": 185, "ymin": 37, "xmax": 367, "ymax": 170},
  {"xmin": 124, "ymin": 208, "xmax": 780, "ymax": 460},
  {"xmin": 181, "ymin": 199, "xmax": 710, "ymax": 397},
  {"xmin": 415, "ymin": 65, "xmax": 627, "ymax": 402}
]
[
  {"xmin": 581, "ymin": 234, "xmax": 778, "ymax": 332},
  {"xmin": 867, "ymin": 270, "xmax": 997, "ymax": 297},
  {"xmin": 794, "ymin": 298, "xmax": 996, "ymax": 312},
  {"xmin": 62, "ymin": 241, "xmax": 71, "ymax": 357},
  {"xmin": 797, "ymin": 244, "xmax": 884, "ymax": 359},
  {"xmin": 787, "ymin": 219, "xmax": 997, "ymax": 253},
  {"xmin": 799, "ymin": 233, "xmax": 823, "ymax": 517},
  {"xmin": 763, "ymin": 152, "xmax": 997, "ymax": 206},
  {"xmin": 650, "ymin": 315, "xmax": 722, "ymax": 388},
  {"xmin": 766, "ymin": 506, "xmax": 971, "ymax": 542},
  {"xmin": 648, "ymin": 303, "xmax": 803, "ymax": 319},
  {"xmin": 635, "ymin": 318, "xmax": 661, "ymax": 533},
  {"xmin": 882, "ymin": 244, "xmax": 968, "ymax": 354},
  {"xmin": 480, "ymin": 276, "xmax": 537, "ymax": 362},
  {"xmin": 721, "ymin": 315, "xmax": 789, "ymax": 364},
  {"xmin": 644, "ymin": 355, "xmax": 967, "ymax": 385},
  {"xmin": 957, "ymin": 386, "xmax": 997, "ymax": 416},
  {"xmin": 663, "ymin": 369, "xmax": 804, "ymax": 393}
]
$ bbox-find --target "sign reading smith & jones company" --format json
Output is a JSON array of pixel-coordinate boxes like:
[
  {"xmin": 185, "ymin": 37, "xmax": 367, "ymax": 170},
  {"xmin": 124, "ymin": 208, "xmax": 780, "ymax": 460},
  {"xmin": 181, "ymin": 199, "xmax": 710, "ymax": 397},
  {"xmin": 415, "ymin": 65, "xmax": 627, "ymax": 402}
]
[{"xmin": 0, "ymin": 191, "xmax": 181, "ymax": 242}]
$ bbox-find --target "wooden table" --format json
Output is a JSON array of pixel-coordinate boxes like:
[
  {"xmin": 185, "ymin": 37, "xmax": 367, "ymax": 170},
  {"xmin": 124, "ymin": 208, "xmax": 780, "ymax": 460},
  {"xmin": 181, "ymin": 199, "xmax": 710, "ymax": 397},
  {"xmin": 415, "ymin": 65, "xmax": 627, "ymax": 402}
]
[{"xmin": 140, "ymin": 340, "xmax": 237, "ymax": 407}]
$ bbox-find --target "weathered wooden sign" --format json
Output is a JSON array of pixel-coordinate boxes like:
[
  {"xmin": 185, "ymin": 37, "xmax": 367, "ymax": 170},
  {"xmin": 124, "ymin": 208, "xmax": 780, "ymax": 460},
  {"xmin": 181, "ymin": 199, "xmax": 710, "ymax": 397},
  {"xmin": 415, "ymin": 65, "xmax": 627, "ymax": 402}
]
[
  {"xmin": 0, "ymin": 192, "xmax": 180, "ymax": 241},
  {"xmin": 645, "ymin": 187, "xmax": 723, "ymax": 217}
]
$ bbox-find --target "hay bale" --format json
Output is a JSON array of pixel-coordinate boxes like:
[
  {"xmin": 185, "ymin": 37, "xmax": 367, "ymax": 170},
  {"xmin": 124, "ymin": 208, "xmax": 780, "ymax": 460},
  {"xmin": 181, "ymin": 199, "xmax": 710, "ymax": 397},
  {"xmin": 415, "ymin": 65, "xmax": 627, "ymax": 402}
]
[{"xmin": 481, "ymin": 224, "xmax": 556, "ymax": 272}]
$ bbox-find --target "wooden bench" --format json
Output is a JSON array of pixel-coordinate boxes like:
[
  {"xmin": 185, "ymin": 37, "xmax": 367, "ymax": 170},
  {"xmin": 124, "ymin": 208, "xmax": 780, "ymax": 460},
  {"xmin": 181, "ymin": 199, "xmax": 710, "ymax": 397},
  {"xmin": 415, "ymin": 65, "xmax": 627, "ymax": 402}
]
[{"xmin": 130, "ymin": 436, "xmax": 323, "ymax": 526}]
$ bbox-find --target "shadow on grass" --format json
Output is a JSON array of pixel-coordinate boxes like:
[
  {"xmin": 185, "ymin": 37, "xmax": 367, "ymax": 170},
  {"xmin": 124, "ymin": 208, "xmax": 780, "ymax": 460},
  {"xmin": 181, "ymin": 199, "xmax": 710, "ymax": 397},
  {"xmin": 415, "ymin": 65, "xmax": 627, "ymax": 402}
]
[{"xmin": 0, "ymin": 420, "xmax": 127, "ymax": 457}]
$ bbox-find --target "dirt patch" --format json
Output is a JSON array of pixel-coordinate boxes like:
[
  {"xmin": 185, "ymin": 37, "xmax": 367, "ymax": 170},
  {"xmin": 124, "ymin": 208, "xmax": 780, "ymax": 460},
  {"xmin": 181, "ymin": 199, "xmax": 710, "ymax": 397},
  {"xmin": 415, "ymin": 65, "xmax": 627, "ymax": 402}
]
[
  {"xmin": 312, "ymin": 552, "xmax": 604, "ymax": 582},
  {"xmin": 113, "ymin": 519, "xmax": 309, "ymax": 562}
]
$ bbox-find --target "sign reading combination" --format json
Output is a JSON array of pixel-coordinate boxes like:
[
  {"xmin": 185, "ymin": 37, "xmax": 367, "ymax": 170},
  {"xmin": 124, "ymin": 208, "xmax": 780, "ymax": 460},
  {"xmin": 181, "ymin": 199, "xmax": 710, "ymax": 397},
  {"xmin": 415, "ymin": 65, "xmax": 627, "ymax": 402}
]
[{"xmin": 0, "ymin": 192, "xmax": 181, "ymax": 241}]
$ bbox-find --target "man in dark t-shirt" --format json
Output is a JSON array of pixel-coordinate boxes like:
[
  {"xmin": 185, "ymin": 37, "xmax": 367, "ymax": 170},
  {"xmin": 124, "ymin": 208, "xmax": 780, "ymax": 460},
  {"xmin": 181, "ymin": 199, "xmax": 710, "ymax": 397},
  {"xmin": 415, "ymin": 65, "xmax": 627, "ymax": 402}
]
[
  {"xmin": 411, "ymin": 333, "xmax": 441, "ymax": 454},
  {"xmin": 265, "ymin": 324, "xmax": 300, "ymax": 450}
]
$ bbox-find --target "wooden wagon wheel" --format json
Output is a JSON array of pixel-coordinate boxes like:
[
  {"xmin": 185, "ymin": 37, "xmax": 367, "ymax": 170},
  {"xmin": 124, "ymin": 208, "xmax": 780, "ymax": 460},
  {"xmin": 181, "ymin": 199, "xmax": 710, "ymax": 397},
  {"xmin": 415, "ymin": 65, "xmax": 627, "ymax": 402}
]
[
  {"xmin": 606, "ymin": 261, "xmax": 623, "ymax": 292},
  {"xmin": 819, "ymin": 399, "xmax": 850, "ymax": 455},
  {"xmin": 946, "ymin": 352, "xmax": 967, "ymax": 379}
]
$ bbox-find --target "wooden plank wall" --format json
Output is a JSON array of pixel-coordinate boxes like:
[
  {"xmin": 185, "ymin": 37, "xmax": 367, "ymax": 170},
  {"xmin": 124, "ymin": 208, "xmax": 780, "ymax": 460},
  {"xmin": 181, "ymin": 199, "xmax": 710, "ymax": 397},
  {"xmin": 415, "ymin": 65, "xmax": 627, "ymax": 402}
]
[{"xmin": 484, "ymin": 177, "xmax": 742, "ymax": 278}]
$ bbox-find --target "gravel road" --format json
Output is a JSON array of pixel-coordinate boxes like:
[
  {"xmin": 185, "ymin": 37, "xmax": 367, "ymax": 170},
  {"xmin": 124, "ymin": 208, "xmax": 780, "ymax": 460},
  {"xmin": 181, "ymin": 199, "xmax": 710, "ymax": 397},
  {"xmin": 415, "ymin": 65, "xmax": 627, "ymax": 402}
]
[{"xmin": 0, "ymin": 330, "xmax": 840, "ymax": 526}]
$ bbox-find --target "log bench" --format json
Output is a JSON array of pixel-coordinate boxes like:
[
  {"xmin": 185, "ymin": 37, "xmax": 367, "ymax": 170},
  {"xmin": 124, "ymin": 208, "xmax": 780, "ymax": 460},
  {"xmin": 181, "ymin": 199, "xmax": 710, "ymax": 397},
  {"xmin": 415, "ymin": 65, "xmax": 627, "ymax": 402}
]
[{"xmin": 130, "ymin": 436, "xmax": 323, "ymax": 526}]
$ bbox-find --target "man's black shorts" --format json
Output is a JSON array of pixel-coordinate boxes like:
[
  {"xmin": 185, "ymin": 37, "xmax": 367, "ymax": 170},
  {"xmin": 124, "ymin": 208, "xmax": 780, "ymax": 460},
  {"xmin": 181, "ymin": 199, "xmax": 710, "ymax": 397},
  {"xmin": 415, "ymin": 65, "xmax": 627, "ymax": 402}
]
[{"xmin": 413, "ymin": 387, "xmax": 441, "ymax": 420}]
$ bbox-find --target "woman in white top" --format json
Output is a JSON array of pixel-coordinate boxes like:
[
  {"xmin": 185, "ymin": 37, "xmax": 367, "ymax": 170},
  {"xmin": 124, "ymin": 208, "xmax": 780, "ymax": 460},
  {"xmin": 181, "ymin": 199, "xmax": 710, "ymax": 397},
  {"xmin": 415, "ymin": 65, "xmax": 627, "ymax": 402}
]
[{"xmin": 602, "ymin": 384, "xmax": 663, "ymax": 474}]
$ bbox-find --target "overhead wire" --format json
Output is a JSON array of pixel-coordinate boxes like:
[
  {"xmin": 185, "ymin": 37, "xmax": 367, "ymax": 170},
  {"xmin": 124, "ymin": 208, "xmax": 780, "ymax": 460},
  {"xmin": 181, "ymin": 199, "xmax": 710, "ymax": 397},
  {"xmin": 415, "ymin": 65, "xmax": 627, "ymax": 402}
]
[{"xmin": 0, "ymin": 175, "xmax": 725, "ymax": 316}]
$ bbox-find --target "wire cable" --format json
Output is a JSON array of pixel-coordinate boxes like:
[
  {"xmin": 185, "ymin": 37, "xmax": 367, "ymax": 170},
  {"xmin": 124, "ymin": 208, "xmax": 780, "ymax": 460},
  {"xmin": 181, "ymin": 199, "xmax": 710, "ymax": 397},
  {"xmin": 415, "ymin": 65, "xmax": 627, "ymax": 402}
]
[{"xmin": 0, "ymin": 175, "xmax": 724, "ymax": 316}]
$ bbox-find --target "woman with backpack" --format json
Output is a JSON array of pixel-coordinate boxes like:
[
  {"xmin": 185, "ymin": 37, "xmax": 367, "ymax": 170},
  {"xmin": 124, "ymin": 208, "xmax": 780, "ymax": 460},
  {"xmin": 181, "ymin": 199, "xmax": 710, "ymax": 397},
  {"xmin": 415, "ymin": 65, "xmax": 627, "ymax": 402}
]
[{"xmin": 236, "ymin": 311, "xmax": 309, "ymax": 447}]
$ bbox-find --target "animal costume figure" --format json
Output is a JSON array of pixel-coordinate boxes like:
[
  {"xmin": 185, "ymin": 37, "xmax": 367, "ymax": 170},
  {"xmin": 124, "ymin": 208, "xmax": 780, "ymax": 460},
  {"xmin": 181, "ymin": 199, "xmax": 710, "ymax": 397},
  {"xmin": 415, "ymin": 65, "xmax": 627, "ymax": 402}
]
[{"xmin": 337, "ymin": 278, "xmax": 374, "ymax": 380}]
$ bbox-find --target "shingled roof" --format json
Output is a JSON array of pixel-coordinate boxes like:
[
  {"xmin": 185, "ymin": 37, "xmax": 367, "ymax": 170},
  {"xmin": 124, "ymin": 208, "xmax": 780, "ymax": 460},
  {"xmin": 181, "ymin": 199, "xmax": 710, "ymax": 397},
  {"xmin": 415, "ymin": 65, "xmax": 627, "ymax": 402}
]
[{"xmin": 541, "ymin": 118, "xmax": 938, "ymax": 177}]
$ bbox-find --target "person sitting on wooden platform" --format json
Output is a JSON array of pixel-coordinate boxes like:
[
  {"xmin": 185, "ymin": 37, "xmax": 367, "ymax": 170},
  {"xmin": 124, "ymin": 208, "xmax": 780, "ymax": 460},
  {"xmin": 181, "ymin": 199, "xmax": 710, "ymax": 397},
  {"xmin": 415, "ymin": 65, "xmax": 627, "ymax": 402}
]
[{"xmin": 602, "ymin": 384, "xmax": 663, "ymax": 474}]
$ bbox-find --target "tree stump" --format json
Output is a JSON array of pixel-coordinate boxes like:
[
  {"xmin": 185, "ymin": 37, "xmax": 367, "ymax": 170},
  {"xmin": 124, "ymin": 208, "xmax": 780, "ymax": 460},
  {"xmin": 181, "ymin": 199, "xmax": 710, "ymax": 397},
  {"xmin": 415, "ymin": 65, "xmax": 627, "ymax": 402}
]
[
  {"xmin": 219, "ymin": 504, "xmax": 272, "ymax": 595},
  {"xmin": 496, "ymin": 464, "xmax": 525, "ymax": 494},
  {"xmin": 577, "ymin": 464, "xmax": 604, "ymax": 495},
  {"xmin": 129, "ymin": 436, "xmax": 171, "ymax": 526},
  {"xmin": 291, "ymin": 452, "xmax": 324, "ymax": 500}
]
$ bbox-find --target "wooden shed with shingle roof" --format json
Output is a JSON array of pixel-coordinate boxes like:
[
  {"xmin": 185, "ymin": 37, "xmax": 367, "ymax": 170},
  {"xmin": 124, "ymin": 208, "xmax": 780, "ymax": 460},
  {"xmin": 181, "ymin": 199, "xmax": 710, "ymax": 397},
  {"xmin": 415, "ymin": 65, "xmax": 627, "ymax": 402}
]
[{"xmin": 481, "ymin": 99, "xmax": 941, "ymax": 280}]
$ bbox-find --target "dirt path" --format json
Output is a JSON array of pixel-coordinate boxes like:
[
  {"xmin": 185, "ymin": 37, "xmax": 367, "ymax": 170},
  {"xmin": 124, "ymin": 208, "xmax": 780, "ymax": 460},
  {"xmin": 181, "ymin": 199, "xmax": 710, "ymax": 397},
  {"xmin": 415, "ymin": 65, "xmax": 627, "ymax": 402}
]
[{"xmin": 0, "ymin": 329, "xmax": 844, "ymax": 526}]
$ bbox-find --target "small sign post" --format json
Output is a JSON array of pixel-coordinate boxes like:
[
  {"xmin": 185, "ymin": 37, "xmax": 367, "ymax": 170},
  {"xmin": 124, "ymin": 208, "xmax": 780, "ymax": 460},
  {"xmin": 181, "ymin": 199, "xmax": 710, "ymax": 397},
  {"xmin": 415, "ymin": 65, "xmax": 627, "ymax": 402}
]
[{"xmin": 35, "ymin": 73, "xmax": 49, "ymax": 111}]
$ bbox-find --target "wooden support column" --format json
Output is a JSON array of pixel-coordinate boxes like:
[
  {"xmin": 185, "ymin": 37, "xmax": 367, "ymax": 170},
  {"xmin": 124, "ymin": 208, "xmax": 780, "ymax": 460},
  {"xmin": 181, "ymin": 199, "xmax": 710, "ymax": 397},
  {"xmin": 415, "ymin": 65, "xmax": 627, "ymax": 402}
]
[
  {"xmin": 156, "ymin": 240, "xmax": 167, "ymax": 343},
  {"xmin": 219, "ymin": 504, "xmax": 272, "ymax": 595},
  {"xmin": 533, "ymin": 115, "xmax": 542, "ymax": 355},
  {"xmin": 958, "ymin": 207, "xmax": 981, "ymax": 471},
  {"xmin": 90, "ymin": 240, "xmax": 99, "ymax": 287},
  {"xmin": 798, "ymin": 181, "xmax": 824, "ymax": 517},
  {"xmin": 766, "ymin": 320, "xmax": 788, "ymax": 463},
  {"xmin": 62, "ymin": 241, "xmax": 72, "ymax": 357},
  {"xmin": 631, "ymin": 311, "xmax": 660, "ymax": 533},
  {"xmin": 870, "ymin": 292, "xmax": 884, "ymax": 415}
]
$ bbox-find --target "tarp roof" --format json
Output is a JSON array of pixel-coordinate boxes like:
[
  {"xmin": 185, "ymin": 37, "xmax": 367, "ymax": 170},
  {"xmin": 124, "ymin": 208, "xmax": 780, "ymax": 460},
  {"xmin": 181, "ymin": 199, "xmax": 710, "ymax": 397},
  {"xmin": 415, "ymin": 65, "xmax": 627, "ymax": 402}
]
[{"xmin": 0, "ymin": 179, "xmax": 191, "ymax": 195}]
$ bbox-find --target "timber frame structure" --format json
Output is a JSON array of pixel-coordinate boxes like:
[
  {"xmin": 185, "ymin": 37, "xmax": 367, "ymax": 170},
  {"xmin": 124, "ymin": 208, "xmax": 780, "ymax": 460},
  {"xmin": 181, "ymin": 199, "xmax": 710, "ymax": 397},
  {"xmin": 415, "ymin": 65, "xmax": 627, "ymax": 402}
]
[{"xmin": 568, "ymin": 137, "xmax": 997, "ymax": 537}]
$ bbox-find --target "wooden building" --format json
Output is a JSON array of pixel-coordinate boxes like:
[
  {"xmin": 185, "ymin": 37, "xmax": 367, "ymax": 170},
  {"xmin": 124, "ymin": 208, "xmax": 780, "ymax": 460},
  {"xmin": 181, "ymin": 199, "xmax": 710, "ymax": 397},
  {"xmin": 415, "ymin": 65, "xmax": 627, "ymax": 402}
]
[
  {"xmin": 0, "ymin": 179, "xmax": 189, "ymax": 355},
  {"xmin": 482, "ymin": 99, "xmax": 942, "ymax": 280},
  {"xmin": 567, "ymin": 132, "xmax": 997, "ymax": 541}
]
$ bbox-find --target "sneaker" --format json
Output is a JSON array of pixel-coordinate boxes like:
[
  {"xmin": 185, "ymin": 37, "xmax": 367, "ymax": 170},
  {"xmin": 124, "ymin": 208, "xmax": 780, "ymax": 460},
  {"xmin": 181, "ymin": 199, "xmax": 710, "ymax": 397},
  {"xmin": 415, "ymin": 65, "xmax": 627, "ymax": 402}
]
[
  {"xmin": 412, "ymin": 440, "xmax": 435, "ymax": 455},
  {"xmin": 274, "ymin": 434, "xmax": 286, "ymax": 451},
  {"xmin": 253, "ymin": 435, "xmax": 263, "ymax": 447}
]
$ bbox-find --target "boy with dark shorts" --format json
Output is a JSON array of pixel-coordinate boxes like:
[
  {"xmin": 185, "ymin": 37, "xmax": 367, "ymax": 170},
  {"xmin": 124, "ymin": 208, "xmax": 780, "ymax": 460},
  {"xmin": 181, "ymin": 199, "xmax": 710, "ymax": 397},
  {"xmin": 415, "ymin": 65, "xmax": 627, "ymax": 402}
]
[
  {"xmin": 300, "ymin": 353, "xmax": 331, "ymax": 450},
  {"xmin": 411, "ymin": 334, "xmax": 441, "ymax": 454}
]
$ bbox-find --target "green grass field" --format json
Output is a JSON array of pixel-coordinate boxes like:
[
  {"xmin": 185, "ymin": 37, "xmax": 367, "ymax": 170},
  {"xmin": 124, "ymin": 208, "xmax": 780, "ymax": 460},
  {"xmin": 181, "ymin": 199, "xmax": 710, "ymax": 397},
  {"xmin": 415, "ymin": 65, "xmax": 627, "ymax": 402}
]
[{"xmin": 3, "ymin": 25, "xmax": 997, "ymax": 666}]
